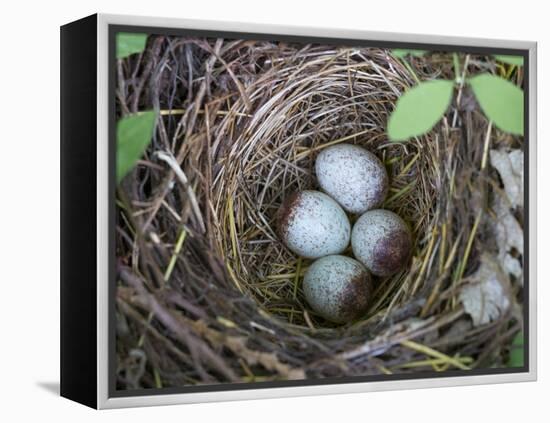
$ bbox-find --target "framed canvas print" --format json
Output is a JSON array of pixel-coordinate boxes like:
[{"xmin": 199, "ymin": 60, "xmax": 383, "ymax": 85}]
[{"xmin": 60, "ymin": 13, "xmax": 537, "ymax": 409}]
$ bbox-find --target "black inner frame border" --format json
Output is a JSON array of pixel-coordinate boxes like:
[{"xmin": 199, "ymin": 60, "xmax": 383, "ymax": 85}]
[{"xmin": 108, "ymin": 23, "xmax": 530, "ymax": 399}]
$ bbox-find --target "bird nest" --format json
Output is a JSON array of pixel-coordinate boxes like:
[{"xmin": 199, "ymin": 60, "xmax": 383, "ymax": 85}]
[{"xmin": 115, "ymin": 35, "xmax": 524, "ymax": 389}]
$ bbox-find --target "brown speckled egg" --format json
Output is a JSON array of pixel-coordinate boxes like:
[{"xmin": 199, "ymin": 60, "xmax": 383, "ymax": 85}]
[
  {"xmin": 351, "ymin": 209, "xmax": 412, "ymax": 276},
  {"xmin": 303, "ymin": 255, "xmax": 372, "ymax": 324},
  {"xmin": 315, "ymin": 143, "xmax": 389, "ymax": 214},
  {"xmin": 277, "ymin": 190, "xmax": 350, "ymax": 259}
]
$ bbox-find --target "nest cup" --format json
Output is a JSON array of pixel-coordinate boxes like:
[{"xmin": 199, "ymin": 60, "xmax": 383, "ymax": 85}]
[
  {"xmin": 116, "ymin": 38, "xmax": 518, "ymax": 388},
  {"xmin": 212, "ymin": 49, "xmax": 435, "ymax": 327}
]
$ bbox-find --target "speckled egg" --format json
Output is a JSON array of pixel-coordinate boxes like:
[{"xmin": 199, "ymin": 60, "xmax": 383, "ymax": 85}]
[
  {"xmin": 315, "ymin": 143, "xmax": 389, "ymax": 214},
  {"xmin": 303, "ymin": 255, "xmax": 372, "ymax": 324},
  {"xmin": 351, "ymin": 209, "xmax": 412, "ymax": 277},
  {"xmin": 277, "ymin": 190, "xmax": 350, "ymax": 259}
]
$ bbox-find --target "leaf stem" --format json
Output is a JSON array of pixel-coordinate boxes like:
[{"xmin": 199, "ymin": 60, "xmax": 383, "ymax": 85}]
[
  {"xmin": 399, "ymin": 57, "xmax": 420, "ymax": 84},
  {"xmin": 453, "ymin": 53, "xmax": 461, "ymax": 84}
]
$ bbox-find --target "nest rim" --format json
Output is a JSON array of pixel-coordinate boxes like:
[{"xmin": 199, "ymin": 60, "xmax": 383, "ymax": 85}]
[{"xmin": 209, "ymin": 47, "xmax": 438, "ymax": 335}]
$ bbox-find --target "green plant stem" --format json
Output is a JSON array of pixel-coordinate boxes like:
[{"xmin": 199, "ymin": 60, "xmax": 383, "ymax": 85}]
[
  {"xmin": 163, "ymin": 226, "xmax": 188, "ymax": 283},
  {"xmin": 453, "ymin": 53, "xmax": 461, "ymax": 84},
  {"xmin": 400, "ymin": 57, "xmax": 420, "ymax": 84}
]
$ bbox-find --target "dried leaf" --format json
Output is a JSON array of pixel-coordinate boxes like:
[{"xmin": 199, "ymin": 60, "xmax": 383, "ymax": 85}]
[
  {"xmin": 490, "ymin": 149, "xmax": 524, "ymax": 209},
  {"xmin": 437, "ymin": 318, "xmax": 473, "ymax": 346},
  {"xmin": 192, "ymin": 320, "xmax": 305, "ymax": 380},
  {"xmin": 493, "ymin": 196, "xmax": 523, "ymax": 256},
  {"xmin": 489, "ymin": 148, "xmax": 524, "ymax": 281},
  {"xmin": 224, "ymin": 336, "xmax": 306, "ymax": 380},
  {"xmin": 502, "ymin": 253, "xmax": 523, "ymax": 279},
  {"xmin": 459, "ymin": 254, "xmax": 512, "ymax": 326}
]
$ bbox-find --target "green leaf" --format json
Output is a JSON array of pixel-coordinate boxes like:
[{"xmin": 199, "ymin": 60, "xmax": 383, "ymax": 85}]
[
  {"xmin": 507, "ymin": 331, "xmax": 524, "ymax": 368},
  {"xmin": 469, "ymin": 73, "xmax": 523, "ymax": 135},
  {"xmin": 117, "ymin": 111, "xmax": 157, "ymax": 183},
  {"xmin": 392, "ymin": 49, "xmax": 427, "ymax": 59},
  {"xmin": 494, "ymin": 55, "xmax": 524, "ymax": 67},
  {"xmin": 116, "ymin": 33, "xmax": 148, "ymax": 59},
  {"xmin": 387, "ymin": 80, "xmax": 454, "ymax": 141}
]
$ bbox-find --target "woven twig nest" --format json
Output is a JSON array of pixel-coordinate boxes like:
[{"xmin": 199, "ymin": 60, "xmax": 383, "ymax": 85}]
[{"xmin": 115, "ymin": 36, "xmax": 523, "ymax": 389}]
